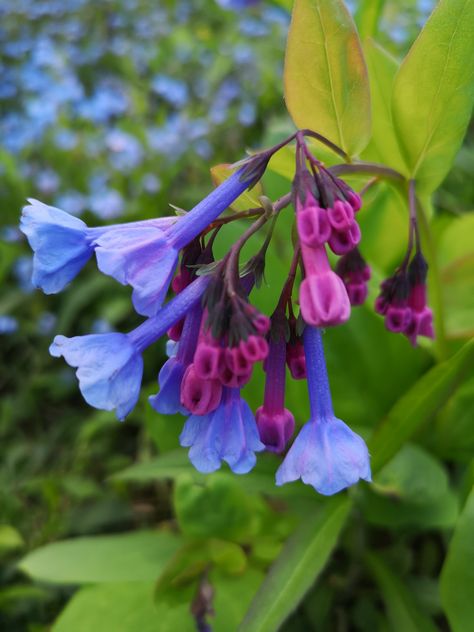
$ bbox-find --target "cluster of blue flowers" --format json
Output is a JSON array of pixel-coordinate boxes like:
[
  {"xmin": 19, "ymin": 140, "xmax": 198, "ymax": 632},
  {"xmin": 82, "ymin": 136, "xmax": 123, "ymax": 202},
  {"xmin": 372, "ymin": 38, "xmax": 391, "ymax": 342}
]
[
  {"xmin": 0, "ymin": 0, "xmax": 288, "ymax": 220},
  {"xmin": 20, "ymin": 134, "xmax": 372, "ymax": 496}
]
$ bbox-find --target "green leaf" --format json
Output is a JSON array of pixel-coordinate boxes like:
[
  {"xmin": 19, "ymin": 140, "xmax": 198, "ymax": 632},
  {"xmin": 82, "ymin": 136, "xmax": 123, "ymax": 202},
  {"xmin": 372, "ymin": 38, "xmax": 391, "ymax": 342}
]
[
  {"xmin": 365, "ymin": 552, "xmax": 438, "ymax": 632},
  {"xmin": 362, "ymin": 444, "xmax": 459, "ymax": 529},
  {"xmin": 284, "ymin": 0, "xmax": 371, "ymax": 156},
  {"xmin": 432, "ymin": 376, "xmax": 474, "ymax": 461},
  {"xmin": 361, "ymin": 40, "xmax": 406, "ymax": 171},
  {"xmin": 355, "ymin": 0, "xmax": 385, "ymax": 39},
  {"xmin": 52, "ymin": 571, "xmax": 264, "ymax": 632},
  {"xmin": 19, "ymin": 531, "xmax": 182, "ymax": 585},
  {"xmin": 438, "ymin": 213, "xmax": 474, "ymax": 339},
  {"xmin": 212, "ymin": 569, "xmax": 265, "ymax": 632},
  {"xmin": 440, "ymin": 486, "xmax": 474, "ymax": 632},
  {"xmin": 0, "ymin": 525, "xmax": 24, "ymax": 556},
  {"xmin": 155, "ymin": 540, "xmax": 248, "ymax": 607},
  {"xmin": 369, "ymin": 338, "xmax": 474, "ymax": 474},
  {"xmin": 113, "ymin": 449, "xmax": 198, "ymax": 482},
  {"xmin": 392, "ymin": 0, "xmax": 474, "ymax": 193},
  {"xmin": 357, "ymin": 183, "xmax": 408, "ymax": 272},
  {"xmin": 238, "ymin": 496, "xmax": 352, "ymax": 632},
  {"xmin": 174, "ymin": 475, "xmax": 263, "ymax": 542},
  {"xmin": 52, "ymin": 583, "xmax": 194, "ymax": 632}
]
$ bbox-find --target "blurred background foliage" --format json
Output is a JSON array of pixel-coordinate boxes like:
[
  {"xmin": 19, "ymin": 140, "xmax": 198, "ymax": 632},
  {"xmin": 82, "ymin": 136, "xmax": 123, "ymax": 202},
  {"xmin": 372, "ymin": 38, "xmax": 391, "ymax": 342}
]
[{"xmin": 1, "ymin": 0, "xmax": 473, "ymax": 630}]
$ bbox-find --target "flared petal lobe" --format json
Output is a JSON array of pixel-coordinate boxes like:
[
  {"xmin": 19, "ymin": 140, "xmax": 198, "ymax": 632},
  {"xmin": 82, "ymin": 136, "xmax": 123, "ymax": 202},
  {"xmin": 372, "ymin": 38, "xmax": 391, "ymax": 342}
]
[
  {"xmin": 49, "ymin": 333, "xmax": 143, "ymax": 421},
  {"xmin": 20, "ymin": 199, "xmax": 93, "ymax": 293},
  {"xmin": 275, "ymin": 416, "xmax": 371, "ymax": 496},
  {"xmin": 179, "ymin": 388, "xmax": 264, "ymax": 474},
  {"xmin": 94, "ymin": 226, "xmax": 178, "ymax": 317},
  {"xmin": 149, "ymin": 357, "xmax": 187, "ymax": 415}
]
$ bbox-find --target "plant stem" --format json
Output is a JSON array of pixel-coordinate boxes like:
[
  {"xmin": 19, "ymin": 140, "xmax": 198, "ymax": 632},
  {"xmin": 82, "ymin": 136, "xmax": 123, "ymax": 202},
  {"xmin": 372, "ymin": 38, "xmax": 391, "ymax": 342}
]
[{"xmin": 329, "ymin": 162, "xmax": 406, "ymax": 183}]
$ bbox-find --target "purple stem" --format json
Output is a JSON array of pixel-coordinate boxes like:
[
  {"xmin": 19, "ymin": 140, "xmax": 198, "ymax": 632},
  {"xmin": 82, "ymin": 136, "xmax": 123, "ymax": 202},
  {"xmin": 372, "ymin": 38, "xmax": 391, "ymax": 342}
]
[{"xmin": 303, "ymin": 326, "xmax": 334, "ymax": 419}]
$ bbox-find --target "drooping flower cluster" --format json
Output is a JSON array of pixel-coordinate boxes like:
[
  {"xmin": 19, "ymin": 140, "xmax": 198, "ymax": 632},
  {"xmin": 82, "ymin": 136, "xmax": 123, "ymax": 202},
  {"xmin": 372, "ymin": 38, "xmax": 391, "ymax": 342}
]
[{"xmin": 19, "ymin": 131, "xmax": 434, "ymax": 495}]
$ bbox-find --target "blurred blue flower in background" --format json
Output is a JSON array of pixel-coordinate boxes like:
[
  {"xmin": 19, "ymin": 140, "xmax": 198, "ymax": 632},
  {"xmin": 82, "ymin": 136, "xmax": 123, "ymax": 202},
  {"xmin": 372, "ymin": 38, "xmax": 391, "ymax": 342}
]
[{"xmin": 0, "ymin": 315, "xmax": 19, "ymax": 334}]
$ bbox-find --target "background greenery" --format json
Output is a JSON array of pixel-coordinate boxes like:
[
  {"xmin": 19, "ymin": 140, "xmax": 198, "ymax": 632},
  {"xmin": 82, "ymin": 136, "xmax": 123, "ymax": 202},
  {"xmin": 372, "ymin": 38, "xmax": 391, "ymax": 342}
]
[{"xmin": 1, "ymin": 0, "xmax": 473, "ymax": 630}]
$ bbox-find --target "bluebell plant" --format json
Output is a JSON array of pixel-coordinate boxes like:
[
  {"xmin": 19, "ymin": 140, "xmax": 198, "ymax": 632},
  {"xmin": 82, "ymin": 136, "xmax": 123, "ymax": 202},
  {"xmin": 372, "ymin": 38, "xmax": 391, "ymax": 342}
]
[{"xmin": 20, "ymin": 130, "xmax": 434, "ymax": 495}]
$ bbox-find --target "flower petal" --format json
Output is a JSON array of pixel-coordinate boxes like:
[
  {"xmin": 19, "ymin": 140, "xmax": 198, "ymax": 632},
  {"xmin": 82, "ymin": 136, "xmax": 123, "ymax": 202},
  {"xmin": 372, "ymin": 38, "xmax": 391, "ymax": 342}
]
[
  {"xmin": 94, "ymin": 225, "xmax": 178, "ymax": 316},
  {"xmin": 20, "ymin": 199, "xmax": 92, "ymax": 293},
  {"xmin": 49, "ymin": 333, "xmax": 143, "ymax": 420},
  {"xmin": 276, "ymin": 416, "xmax": 371, "ymax": 495}
]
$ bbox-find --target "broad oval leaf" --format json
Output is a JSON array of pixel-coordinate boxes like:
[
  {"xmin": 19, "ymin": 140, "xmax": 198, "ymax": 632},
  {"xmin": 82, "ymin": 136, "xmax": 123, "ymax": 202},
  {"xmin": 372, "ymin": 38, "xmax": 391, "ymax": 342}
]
[
  {"xmin": 392, "ymin": 0, "xmax": 474, "ymax": 193},
  {"xmin": 440, "ymin": 486, "xmax": 474, "ymax": 632},
  {"xmin": 238, "ymin": 496, "xmax": 352, "ymax": 632},
  {"xmin": 19, "ymin": 531, "xmax": 181, "ymax": 584},
  {"xmin": 284, "ymin": 0, "xmax": 371, "ymax": 156}
]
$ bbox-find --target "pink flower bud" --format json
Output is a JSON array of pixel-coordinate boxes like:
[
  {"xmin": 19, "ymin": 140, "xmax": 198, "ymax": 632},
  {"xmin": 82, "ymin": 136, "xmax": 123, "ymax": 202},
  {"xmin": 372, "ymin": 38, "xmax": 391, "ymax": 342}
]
[
  {"xmin": 346, "ymin": 282, "xmax": 368, "ymax": 306},
  {"xmin": 255, "ymin": 407, "xmax": 295, "ymax": 454},
  {"xmin": 286, "ymin": 341, "xmax": 307, "ymax": 379},
  {"xmin": 287, "ymin": 355, "xmax": 307, "ymax": 380},
  {"xmin": 328, "ymin": 221, "xmax": 361, "ymax": 255},
  {"xmin": 384, "ymin": 306, "xmax": 412, "ymax": 333},
  {"xmin": 193, "ymin": 342, "xmax": 223, "ymax": 380},
  {"xmin": 253, "ymin": 313, "xmax": 271, "ymax": 335},
  {"xmin": 299, "ymin": 271, "xmax": 351, "ymax": 327},
  {"xmin": 346, "ymin": 191, "xmax": 362, "ymax": 212},
  {"xmin": 239, "ymin": 335, "xmax": 269, "ymax": 362},
  {"xmin": 225, "ymin": 346, "xmax": 252, "ymax": 376},
  {"xmin": 404, "ymin": 307, "xmax": 434, "ymax": 346},
  {"xmin": 180, "ymin": 364, "xmax": 222, "ymax": 415},
  {"xmin": 218, "ymin": 363, "xmax": 252, "ymax": 388},
  {"xmin": 328, "ymin": 200, "xmax": 354, "ymax": 232},
  {"xmin": 296, "ymin": 206, "xmax": 331, "ymax": 247}
]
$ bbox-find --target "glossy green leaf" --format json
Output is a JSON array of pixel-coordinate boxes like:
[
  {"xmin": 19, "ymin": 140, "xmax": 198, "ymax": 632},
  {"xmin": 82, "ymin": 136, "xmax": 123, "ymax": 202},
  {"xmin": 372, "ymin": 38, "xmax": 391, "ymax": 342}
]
[
  {"xmin": 284, "ymin": 0, "xmax": 371, "ymax": 156},
  {"xmin": 369, "ymin": 338, "xmax": 474, "ymax": 474},
  {"xmin": 238, "ymin": 496, "xmax": 352, "ymax": 632},
  {"xmin": 392, "ymin": 0, "xmax": 474, "ymax": 193},
  {"xmin": 365, "ymin": 553, "xmax": 438, "ymax": 632},
  {"xmin": 362, "ymin": 40, "xmax": 406, "ymax": 171},
  {"xmin": 53, "ymin": 583, "xmax": 194, "ymax": 632},
  {"xmin": 19, "ymin": 531, "xmax": 181, "ymax": 584},
  {"xmin": 440, "ymin": 486, "xmax": 474, "ymax": 632}
]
